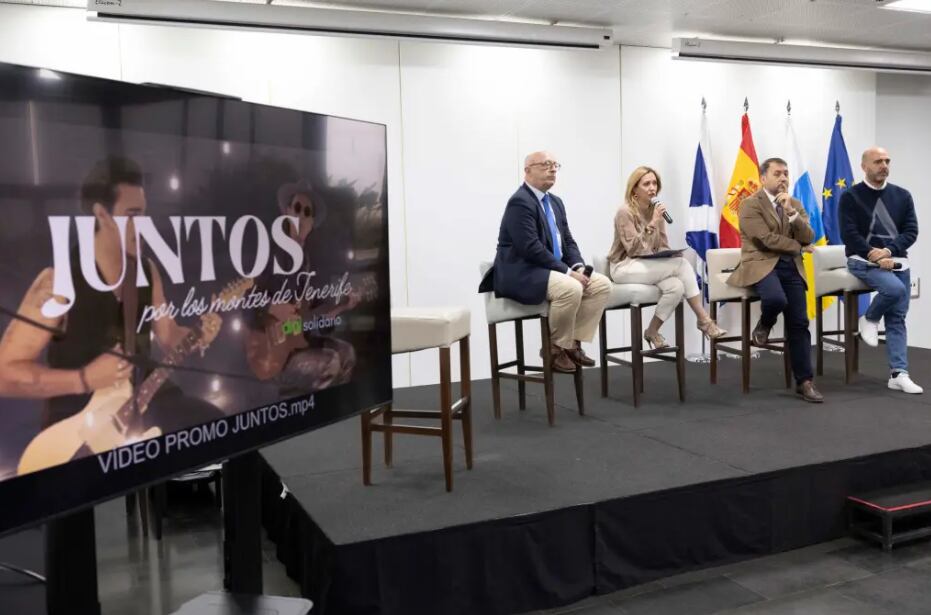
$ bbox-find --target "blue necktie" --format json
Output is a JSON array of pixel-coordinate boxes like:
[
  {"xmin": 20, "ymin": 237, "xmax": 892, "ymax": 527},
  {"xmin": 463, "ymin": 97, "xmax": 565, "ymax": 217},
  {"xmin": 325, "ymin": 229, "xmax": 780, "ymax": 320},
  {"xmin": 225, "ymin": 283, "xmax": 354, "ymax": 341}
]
[{"xmin": 541, "ymin": 193, "xmax": 562, "ymax": 261}]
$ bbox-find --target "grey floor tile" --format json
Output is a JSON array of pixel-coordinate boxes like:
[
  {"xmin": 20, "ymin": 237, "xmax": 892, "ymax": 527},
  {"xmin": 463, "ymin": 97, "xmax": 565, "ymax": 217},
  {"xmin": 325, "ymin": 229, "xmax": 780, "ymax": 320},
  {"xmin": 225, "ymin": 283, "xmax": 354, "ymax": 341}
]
[
  {"xmin": 835, "ymin": 565, "xmax": 931, "ymax": 615},
  {"xmin": 613, "ymin": 577, "xmax": 763, "ymax": 615},
  {"xmin": 830, "ymin": 539, "xmax": 931, "ymax": 574},
  {"xmin": 718, "ymin": 588, "xmax": 891, "ymax": 615},
  {"xmin": 725, "ymin": 553, "xmax": 872, "ymax": 599},
  {"xmin": 545, "ymin": 595, "xmax": 625, "ymax": 614}
]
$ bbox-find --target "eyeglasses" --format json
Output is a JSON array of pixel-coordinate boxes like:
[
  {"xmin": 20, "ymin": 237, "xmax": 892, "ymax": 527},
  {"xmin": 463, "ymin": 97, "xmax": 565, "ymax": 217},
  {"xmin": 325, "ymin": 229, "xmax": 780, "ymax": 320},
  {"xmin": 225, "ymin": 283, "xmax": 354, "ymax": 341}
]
[{"xmin": 528, "ymin": 161, "xmax": 562, "ymax": 171}]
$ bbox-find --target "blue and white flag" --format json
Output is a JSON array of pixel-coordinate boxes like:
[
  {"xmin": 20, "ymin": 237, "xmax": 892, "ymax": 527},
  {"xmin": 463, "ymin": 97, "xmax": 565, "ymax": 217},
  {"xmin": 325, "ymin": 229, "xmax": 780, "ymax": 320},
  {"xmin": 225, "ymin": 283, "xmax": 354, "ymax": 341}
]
[{"xmin": 686, "ymin": 115, "xmax": 718, "ymax": 298}]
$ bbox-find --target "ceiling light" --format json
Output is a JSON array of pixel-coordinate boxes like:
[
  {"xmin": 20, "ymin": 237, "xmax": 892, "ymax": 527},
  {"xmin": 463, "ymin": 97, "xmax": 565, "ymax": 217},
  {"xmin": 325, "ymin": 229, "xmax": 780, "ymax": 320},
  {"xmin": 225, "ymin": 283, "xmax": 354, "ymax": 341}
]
[
  {"xmin": 882, "ymin": 0, "xmax": 931, "ymax": 13},
  {"xmin": 87, "ymin": 0, "xmax": 612, "ymax": 50},
  {"xmin": 672, "ymin": 37, "xmax": 931, "ymax": 74}
]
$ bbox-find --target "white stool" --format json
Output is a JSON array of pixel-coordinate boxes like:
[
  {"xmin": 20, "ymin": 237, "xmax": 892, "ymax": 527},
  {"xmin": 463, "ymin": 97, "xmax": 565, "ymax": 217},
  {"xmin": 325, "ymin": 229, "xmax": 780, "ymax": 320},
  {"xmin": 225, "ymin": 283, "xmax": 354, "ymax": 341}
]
[
  {"xmin": 593, "ymin": 256, "xmax": 685, "ymax": 407},
  {"xmin": 479, "ymin": 263, "xmax": 584, "ymax": 427},
  {"xmin": 361, "ymin": 307, "xmax": 472, "ymax": 492},
  {"xmin": 706, "ymin": 248, "xmax": 791, "ymax": 393},
  {"xmin": 812, "ymin": 245, "xmax": 873, "ymax": 382}
]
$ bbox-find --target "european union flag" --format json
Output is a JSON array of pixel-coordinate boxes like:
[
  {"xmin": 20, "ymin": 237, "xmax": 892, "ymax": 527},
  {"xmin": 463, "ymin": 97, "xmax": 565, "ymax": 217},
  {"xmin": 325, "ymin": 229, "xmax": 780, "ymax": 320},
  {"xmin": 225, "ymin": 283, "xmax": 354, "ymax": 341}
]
[
  {"xmin": 822, "ymin": 115, "xmax": 853, "ymax": 246},
  {"xmin": 822, "ymin": 114, "xmax": 869, "ymax": 315}
]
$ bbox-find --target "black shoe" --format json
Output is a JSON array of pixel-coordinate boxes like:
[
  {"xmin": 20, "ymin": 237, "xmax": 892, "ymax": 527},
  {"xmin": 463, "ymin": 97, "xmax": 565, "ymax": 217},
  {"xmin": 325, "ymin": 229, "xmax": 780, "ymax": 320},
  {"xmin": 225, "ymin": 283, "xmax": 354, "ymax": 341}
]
[{"xmin": 751, "ymin": 320, "xmax": 771, "ymax": 346}]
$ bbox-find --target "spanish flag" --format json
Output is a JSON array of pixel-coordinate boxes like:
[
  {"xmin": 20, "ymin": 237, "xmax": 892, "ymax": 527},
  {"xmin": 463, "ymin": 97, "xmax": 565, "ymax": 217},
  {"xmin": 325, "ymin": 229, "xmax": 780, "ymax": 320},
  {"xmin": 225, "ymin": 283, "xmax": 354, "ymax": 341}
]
[{"xmin": 719, "ymin": 113, "xmax": 760, "ymax": 248}]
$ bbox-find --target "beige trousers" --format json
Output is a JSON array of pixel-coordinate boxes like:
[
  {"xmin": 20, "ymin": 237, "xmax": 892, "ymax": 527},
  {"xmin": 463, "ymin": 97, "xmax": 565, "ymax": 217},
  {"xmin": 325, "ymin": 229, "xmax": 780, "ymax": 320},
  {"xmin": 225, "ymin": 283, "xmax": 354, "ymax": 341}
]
[
  {"xmin": 609, "ymin": 257, "xmax": 700, "ymax": 322},
  {"xmin": 546, "ymin": 271, "xmax": 612, "ymax": 349}
]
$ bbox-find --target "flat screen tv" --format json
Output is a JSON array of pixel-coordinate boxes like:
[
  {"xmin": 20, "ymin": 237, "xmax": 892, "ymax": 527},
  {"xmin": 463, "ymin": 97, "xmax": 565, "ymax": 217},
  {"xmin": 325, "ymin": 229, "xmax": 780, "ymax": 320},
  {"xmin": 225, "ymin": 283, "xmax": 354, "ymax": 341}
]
[{"xmin": 0, "ymin": 62, "xmax": 391, "ymax": 536}]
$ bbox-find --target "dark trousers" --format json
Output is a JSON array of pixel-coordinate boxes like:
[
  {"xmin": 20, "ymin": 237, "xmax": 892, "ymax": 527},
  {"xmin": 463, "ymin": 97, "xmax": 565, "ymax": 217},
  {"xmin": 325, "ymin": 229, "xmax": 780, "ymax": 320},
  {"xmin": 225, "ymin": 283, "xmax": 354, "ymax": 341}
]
[{"xmin": 753, "ymin": 258, "xmax": 813, "ymax": 384}]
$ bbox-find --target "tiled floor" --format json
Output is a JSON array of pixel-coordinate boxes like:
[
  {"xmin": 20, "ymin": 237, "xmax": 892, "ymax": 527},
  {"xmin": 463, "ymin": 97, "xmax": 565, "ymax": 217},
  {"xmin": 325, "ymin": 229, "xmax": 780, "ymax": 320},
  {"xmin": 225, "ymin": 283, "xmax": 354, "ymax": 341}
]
[
  {"xmin": 96, "ymin": 484, "xmax": 301, "ymax": 614},
  {"xmin": 7, "ymin": 485, "xmax": 931, "ymax": 614},
  {"xmin": 536, "ymin": 536, "xmax": 931, "ymax": 614}
]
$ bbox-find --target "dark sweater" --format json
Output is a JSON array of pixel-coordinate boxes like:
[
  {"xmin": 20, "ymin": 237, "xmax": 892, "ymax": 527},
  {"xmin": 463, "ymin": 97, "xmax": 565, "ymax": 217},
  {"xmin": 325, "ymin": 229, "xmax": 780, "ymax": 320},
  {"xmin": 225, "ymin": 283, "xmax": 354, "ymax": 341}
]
[{"xmin": 838, "ymin": 182, "xmax": 918, "ymax": 259}]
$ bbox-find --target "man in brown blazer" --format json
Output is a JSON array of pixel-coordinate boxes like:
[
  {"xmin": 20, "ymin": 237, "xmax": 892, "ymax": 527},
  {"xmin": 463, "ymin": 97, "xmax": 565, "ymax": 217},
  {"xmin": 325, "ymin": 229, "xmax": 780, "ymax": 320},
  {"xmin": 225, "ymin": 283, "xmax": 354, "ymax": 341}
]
[{"xmin": 727, "ymin": 157, "xmax": 823, "ymax": 403}]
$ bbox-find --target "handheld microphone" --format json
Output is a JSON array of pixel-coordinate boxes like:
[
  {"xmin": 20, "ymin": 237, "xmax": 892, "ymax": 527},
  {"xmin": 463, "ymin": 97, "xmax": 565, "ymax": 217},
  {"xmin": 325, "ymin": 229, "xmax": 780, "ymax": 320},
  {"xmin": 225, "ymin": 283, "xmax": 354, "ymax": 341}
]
[{"xmin": 650, "ymin": 196, "xmax": 673, "ymax": 224}]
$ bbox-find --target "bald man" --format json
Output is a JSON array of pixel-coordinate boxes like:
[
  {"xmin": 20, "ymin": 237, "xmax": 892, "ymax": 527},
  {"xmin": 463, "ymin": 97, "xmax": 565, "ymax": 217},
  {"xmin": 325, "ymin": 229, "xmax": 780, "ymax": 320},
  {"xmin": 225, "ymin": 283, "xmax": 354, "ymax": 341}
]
[
  {"xmin": 479, "ymin": 151, "xmax": 610, "ymax": 373},
  {"xmin": 840, "ymin": 147, "xmax": 921, "ymax": 394}
]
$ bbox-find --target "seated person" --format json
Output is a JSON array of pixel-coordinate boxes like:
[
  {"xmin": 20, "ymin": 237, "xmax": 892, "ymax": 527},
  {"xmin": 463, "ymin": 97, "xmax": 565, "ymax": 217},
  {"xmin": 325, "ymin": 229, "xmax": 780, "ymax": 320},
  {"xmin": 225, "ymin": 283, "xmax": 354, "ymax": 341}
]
[
  {"xmin": 479, "ymin": 151, "xmax": 611, "ymax": 373},
  {"xmin": 607, "ymin": 166, "xmax": 725, "ymax": 349},
  {"xmin": 726, "ymin": 157, "xmax": 822, "ymax": 403},
  {"xmin": 840, "ymin": 146, "xmax": 921, "ymax": 394}
]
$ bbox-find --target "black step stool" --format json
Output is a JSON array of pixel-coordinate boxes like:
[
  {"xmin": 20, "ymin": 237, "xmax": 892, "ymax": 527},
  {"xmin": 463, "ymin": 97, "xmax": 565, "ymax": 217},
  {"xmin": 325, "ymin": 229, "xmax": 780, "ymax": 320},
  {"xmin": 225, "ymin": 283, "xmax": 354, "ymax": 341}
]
[{"xmin": 848, "ymin": 481, "xmax": 931, "ymax": 552}]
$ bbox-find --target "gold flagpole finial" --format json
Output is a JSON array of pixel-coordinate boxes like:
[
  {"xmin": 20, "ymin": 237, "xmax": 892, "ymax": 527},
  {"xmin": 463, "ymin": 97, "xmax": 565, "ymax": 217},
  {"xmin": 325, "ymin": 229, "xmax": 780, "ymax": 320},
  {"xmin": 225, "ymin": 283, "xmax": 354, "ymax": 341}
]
[
  {"xmin": 835, "ymin": 100, "xmax": 841, "ymax": 115},
  {"xmin": 743, "ymin": 97, "xmax": 749, "ymax": 113}
]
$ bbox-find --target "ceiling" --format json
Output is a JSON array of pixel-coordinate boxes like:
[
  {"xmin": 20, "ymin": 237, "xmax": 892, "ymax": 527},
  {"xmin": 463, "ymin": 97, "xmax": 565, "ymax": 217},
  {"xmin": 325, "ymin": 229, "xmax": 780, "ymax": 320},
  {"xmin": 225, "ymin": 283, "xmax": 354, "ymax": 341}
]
[{"xmin": 5, "ymin": 0, "xmax": 931, "ymax": 52}]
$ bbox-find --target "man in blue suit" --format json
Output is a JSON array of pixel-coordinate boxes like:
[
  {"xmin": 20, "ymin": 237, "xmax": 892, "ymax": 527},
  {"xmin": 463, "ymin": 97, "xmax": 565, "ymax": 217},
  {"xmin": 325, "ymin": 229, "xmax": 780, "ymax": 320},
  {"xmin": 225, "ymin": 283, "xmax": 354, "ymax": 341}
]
[{"xmin": 479, "ymin": 151, "xmax": 611, "ymax": 373}]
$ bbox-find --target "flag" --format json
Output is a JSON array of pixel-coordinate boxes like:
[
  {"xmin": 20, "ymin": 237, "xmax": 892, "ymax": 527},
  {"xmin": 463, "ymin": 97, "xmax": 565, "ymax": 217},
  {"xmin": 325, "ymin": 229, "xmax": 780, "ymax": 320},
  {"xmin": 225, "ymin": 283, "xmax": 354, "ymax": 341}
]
[
  {"xmin": 720, "ymin": 113, "xmax": 760, "ymax": 248},
  {"xmin": 785, "ymin": 115, "xmax": 832, "ymax": 319},
  {"xmin": 821, "ymin": 114, "xmax": 869, "ymax": 315},
  {"xmin": 686, "ymin": 114, "xmax": 718, "ymax": 299}
]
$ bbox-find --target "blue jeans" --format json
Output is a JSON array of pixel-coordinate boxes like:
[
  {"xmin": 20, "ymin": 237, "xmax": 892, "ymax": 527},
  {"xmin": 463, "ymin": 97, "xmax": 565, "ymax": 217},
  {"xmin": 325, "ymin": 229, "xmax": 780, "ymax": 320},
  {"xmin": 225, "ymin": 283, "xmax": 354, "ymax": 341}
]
[{"xmin": 847, "ymin": 258, "xmax": 910, "ymax": 374}]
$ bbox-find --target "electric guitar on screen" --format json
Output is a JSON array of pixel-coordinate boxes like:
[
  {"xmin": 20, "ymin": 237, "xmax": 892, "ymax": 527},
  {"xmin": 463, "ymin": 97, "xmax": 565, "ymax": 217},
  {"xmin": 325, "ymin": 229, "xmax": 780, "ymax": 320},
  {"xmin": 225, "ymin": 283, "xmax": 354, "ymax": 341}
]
[{"xmin": 16, "ymin": 278, "xmax": 254, "ymax": 476}]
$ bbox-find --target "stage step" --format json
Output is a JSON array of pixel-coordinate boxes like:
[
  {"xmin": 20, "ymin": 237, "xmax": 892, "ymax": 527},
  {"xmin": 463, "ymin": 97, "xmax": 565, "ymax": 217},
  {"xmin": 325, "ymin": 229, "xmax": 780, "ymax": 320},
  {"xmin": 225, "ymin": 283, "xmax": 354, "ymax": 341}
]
[{"xmin": 848, "ymin": 481, "xmax": 931, "ymax": 551}]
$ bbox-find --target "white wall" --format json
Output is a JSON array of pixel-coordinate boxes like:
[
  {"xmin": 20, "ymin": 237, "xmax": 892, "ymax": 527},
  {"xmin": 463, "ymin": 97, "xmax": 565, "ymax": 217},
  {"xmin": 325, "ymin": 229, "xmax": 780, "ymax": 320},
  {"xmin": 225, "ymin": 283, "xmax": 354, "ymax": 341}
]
[
  {"xmin": 2, "ymin": 4, "xmax": 926, "ymax": 389},
  {"xmin": 877, "ymin": 73, "xmax": 931, "ymax": 349}
]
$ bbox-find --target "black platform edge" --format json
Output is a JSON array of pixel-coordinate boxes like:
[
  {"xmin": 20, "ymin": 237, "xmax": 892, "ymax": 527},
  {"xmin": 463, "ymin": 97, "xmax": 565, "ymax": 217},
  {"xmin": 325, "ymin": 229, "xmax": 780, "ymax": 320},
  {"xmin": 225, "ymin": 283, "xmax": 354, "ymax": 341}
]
[{"xmin": 260, "ymin": 445, "xmax": 931, "ymax": 615}]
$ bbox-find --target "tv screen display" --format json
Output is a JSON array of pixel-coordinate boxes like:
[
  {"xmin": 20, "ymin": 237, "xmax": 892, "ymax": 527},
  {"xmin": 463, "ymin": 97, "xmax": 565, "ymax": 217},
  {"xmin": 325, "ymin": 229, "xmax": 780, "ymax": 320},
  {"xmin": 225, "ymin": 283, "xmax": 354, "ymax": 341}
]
[{"xmin": 0, "ymin": 62, "xmax": 391, "ymax": 536}]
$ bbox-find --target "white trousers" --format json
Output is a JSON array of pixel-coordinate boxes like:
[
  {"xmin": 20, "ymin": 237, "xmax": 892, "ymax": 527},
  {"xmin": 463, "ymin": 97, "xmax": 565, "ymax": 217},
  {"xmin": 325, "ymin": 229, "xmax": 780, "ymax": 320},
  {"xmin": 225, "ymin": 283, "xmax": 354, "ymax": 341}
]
[{"xmin": 609, "ymin": 257, "xmax": 700, "ymax": 322}]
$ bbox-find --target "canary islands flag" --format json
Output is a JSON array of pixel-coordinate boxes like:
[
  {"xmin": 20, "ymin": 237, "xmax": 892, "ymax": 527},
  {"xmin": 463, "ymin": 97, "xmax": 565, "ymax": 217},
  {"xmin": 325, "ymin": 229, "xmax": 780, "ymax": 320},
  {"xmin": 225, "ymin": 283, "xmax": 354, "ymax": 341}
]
[
  {"xmin": 720, "ymin": 113, "xmax": 760, "ymax": 248},
  {"xmin": 786, "ymin": 116, "xmax": 832, "ymax": 319}
]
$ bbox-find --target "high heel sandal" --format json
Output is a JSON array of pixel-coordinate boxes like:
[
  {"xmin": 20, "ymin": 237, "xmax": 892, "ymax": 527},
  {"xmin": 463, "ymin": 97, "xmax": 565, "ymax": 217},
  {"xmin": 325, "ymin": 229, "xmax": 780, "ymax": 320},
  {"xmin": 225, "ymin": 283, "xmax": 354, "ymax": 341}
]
[
  {"xmin": 643, "ymin": 330, "xmax": 668, "ymax": 349},
  {"xmin": 697, "ymin": 318, "xmax": 727, "ymax": 340}
]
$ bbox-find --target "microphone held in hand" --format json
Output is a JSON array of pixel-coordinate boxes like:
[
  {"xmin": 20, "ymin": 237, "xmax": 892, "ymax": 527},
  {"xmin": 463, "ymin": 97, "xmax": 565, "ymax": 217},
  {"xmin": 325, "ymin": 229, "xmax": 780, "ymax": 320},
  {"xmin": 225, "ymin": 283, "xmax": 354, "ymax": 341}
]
[{"xmin": 650, "ymin": 196, "xmax": 673, "ymax": 224}]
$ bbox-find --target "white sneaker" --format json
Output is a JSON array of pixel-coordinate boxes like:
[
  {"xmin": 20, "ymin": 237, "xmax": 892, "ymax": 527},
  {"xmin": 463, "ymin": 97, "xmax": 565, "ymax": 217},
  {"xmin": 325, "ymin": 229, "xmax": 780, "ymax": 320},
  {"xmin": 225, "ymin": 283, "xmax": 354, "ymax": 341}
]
[
  {"xmin": 889, "ymin": 373, "xmax": 924, "ymax": 394},
  {"xmin": 859, "ymin": 316, "xmax": 880, "ymax": 347}
]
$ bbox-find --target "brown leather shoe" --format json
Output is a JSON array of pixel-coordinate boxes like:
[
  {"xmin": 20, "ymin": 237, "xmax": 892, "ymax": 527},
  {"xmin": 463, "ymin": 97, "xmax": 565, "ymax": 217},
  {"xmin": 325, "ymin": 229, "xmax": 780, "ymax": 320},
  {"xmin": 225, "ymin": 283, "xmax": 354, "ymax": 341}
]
[
  {"xmin": 796, "ymin": 380, "xmax": 824, "ymax": 403},
  {"xmin": 751, "ymin": 320, "xmax": 771, "ymax": 346},
  {"xmin": 566, "ymin": 342, "xmax": 596, "ymax": 367},
  {"xmin": 541, "ymin": 345, "xmax": 578, "ymax": 373}
]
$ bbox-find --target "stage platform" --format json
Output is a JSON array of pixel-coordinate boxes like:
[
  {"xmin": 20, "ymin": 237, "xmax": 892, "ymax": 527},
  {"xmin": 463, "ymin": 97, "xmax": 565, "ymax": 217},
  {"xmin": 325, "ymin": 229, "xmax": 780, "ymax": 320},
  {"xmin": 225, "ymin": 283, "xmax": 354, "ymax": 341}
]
[{"xmin": 260, "ymin": 346, "xmax": 931, "ymax": 615}]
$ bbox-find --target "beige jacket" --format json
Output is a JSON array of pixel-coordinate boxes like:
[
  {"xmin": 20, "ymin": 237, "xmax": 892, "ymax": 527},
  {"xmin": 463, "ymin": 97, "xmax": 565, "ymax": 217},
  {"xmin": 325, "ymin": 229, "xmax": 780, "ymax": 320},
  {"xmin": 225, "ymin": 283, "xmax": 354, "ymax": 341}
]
[
  {"xmin": 607, "ymin": 204, "xmax": 669, "ymax": 265},
  {"xmin": 726, "ymin": 189, "xmax": 815, "ymax": 288}
]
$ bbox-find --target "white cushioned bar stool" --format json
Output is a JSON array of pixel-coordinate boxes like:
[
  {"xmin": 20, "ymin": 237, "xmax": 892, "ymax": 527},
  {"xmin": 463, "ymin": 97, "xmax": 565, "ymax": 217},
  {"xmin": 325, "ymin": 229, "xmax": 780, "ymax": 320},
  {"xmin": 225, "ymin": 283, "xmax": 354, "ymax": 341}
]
[
  {"xmin": 706, "ymin": 248, "xmax": 791, "ymax": 393},
  {"xmin": 361, "ymin": 307, "xmax": 472, "ymax": 492},
  {"xmin": 593, "ymin": 256, "xmax": 685, "ymax": 407},
  {"xmin": 479, "ymin": 263, "xmax": 584, "ymax": 427},
  {"xmin": 812, "ymin": 245, "xmax": 874, "ymax": 382}
]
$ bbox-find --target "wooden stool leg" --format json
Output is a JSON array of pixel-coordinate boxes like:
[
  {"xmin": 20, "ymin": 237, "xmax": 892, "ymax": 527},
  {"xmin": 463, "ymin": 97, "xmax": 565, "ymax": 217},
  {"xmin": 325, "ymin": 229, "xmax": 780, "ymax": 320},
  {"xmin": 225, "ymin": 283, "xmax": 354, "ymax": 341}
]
[
  {"xmin": 541, "ymin": 318, "xmax": 556, "ymax": 427},
  {"xmin": 741, "ymin": 300, "xmax": 751, "ymax": 394},
  {"xmin": 599, "ymin": 312, "xmax": 609, "ymax": 398},
  {"xmin": 573, "ymin": 362, "xmax": 585, "ymax": 416},
  {"xmin": 361, "ymin": 411, "xmax": 373, "ymax": 485},
  {"xmin": 459, "ymin": 336, "xmax": 473, "ymax": 470},
  {"xmin": 675, "ymin": 303, "xmax": 685, "ymax": 402},
  {"xmin": 816, "ymin": 296, "xmax": 824, "ymax": 376},
  {"xmin": 844, "ymin": 293, "xmax": 855, "ymax": 384},
  {"xmin": 488, "ymin": 323, "xmax": 502, "ymax": 419},
  {"xmin": 384, "ymin": 403, "xmax": 393, "ymax": 467},
  {"xmin": 515, "ymin": 320, "xmax": 527, "ymax": 410},
  {"xmin": 783, "ymin": 341, "xmax": 792, "ymax": 389},
  {"xmin": 631, "ymin": 306, "xmax": 642, "ymax": 408},
  {"xmin": 439, "ymin": 347, "xmax": 453, "ymax": 492},
  {"xmin": 710, "ymin": 301, "xmax": 718, "ymax": 384}
]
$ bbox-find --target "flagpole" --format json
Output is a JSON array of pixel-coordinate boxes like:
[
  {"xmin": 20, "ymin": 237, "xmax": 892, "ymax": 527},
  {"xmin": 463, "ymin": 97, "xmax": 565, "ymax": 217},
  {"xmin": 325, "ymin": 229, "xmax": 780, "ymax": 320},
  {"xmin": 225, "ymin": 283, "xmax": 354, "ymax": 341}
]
[
  {"xmin": 689, "ymin": 96, "xmax": 711, "ymax": 364},
  {"xmin": 825, "ymin": 99, "xmax": 846, "ymax": 353}
]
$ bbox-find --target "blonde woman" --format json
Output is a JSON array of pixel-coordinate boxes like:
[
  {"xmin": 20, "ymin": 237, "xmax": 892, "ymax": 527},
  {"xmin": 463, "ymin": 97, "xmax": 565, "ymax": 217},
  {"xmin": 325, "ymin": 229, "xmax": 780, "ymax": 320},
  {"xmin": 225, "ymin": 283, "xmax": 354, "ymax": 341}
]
[{"xmin": 607, "ymin": 166, "xmax": 725, "ymax": 348}]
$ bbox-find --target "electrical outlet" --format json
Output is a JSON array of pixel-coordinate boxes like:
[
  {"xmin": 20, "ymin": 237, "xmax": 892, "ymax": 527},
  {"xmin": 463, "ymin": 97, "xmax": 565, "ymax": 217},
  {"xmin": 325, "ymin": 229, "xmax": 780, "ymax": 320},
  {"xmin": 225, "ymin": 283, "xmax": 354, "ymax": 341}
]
[{"xmin": 911, "ymin": 276, "xmax": 920, "ymax": 299}]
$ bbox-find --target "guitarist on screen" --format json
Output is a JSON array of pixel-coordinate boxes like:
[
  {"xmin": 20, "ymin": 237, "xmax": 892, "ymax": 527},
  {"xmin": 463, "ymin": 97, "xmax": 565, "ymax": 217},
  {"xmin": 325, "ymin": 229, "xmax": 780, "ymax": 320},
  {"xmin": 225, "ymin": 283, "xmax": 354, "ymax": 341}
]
[
  {"xmin": 0, "ymin": 157, "xmax": 224, "ymax": 475},
  {"xmin": 245, "ymin": 179, "xmax": 357, "ymax": 395}
]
